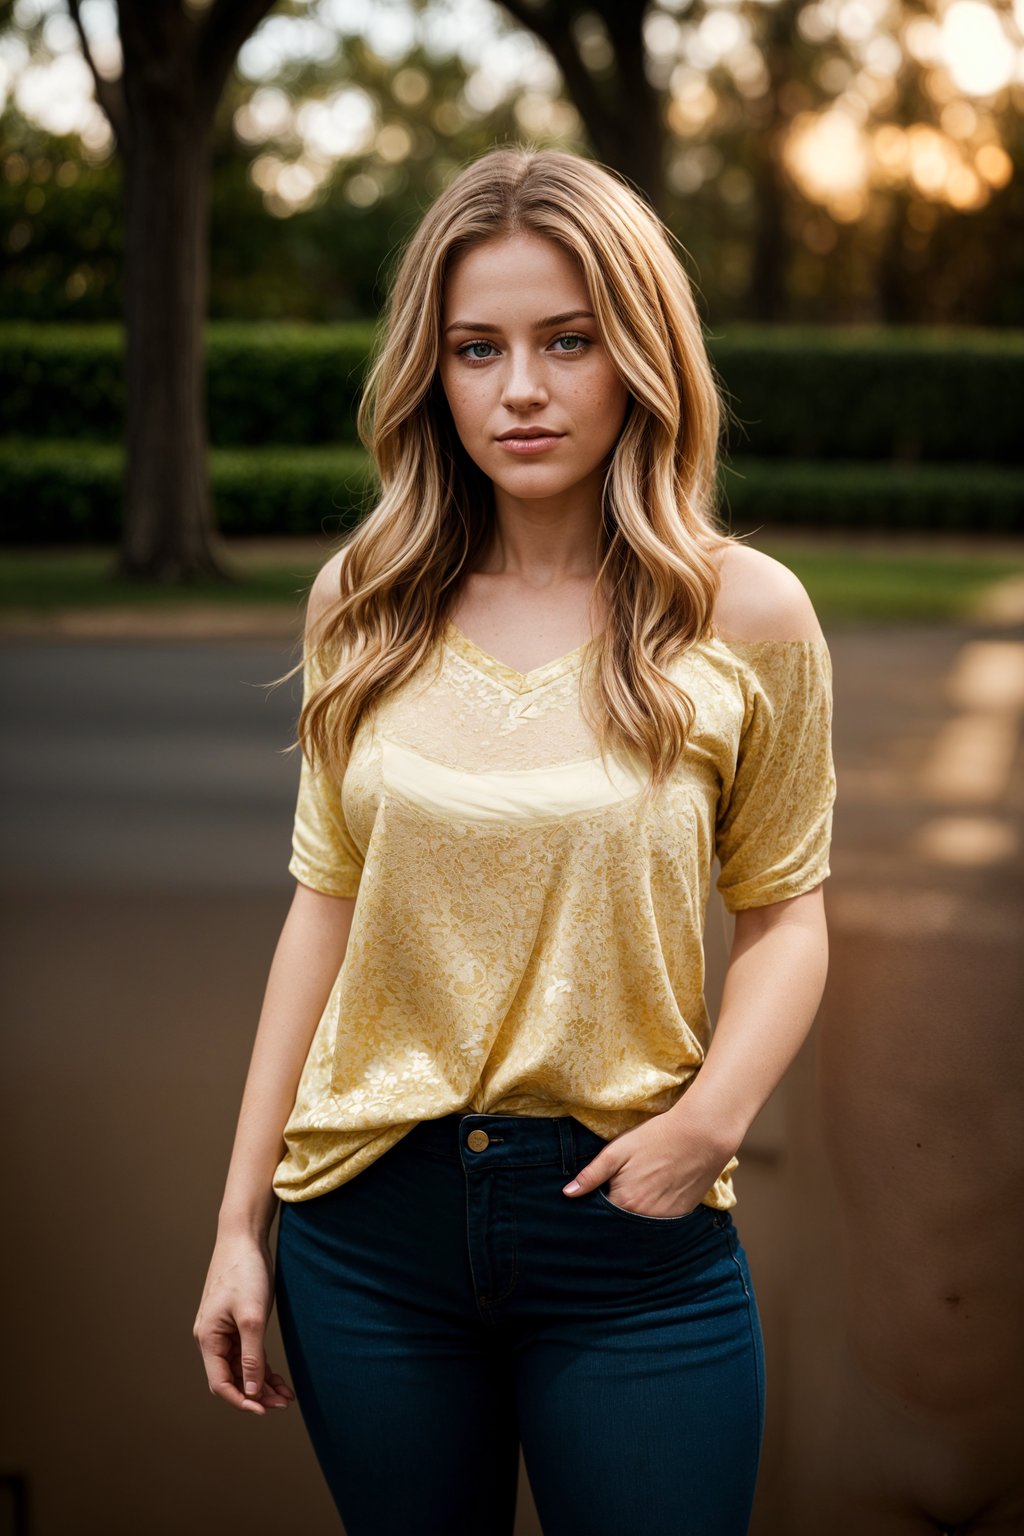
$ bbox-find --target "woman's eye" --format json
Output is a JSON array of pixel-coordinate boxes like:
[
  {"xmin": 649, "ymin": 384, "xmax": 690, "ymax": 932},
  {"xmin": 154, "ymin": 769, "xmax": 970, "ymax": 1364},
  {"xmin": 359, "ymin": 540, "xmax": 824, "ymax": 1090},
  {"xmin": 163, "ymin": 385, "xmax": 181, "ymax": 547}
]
[
  {"xmin": 456, "ymin": 333, "xmax": 590, "ymax": 363},
  {"xmin": 552, "ymin": 333, "xmax": 589, "ymax": 353}
]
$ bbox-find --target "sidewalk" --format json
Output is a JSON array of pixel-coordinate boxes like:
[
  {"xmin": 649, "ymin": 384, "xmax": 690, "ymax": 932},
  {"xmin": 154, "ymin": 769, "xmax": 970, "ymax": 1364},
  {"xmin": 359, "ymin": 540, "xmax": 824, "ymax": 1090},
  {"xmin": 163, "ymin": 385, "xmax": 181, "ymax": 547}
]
[
  {"xmin": 2, "ymin": 531, "xmax": 1023, "ymax": 640},
  {"xmin": 0, "ymin": 603, "xmax": 303, "ymax": 640}
]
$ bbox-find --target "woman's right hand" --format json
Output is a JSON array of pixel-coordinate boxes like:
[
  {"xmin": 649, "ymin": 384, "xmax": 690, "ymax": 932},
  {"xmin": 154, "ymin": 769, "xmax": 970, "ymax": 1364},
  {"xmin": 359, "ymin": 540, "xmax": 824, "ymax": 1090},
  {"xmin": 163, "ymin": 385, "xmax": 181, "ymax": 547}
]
[{"xmin": 193, "ymin": 1233, "xmax": 296, "ymax": 1416}]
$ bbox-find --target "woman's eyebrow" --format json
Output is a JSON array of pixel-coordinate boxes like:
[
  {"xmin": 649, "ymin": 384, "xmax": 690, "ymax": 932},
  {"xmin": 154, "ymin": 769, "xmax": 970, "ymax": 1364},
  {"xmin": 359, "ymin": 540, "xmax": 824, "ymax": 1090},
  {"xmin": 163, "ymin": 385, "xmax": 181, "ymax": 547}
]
[{"xmin": 444, "ymin": 309, "xmax": 596, "ymax": 334}]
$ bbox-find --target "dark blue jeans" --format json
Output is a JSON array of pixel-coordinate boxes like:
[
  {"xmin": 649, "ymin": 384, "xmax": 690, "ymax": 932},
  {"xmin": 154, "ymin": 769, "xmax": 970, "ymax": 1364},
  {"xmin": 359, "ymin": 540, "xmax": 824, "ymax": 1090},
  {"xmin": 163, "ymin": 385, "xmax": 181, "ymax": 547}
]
[{"xmin": 274, "ymin": 1111, "xmax": 765, "ymax": 1535}]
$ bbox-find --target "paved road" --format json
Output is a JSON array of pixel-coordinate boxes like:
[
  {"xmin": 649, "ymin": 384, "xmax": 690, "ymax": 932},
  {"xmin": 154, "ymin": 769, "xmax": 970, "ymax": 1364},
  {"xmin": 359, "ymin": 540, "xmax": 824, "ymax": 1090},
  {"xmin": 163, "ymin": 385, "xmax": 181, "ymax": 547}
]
[
  {"xmin": 1, "ymin": 621, "xmax": 1021, "ymax": 1536},
  {"xmin": 0, "ymin": 638, "xmax": 306, "ymax": 893}
]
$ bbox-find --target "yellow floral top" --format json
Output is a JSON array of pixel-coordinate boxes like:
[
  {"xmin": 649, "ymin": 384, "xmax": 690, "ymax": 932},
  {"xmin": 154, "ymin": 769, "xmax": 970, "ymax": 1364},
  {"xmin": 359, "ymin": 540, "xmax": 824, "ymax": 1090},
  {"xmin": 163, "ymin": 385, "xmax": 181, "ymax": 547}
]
[{"xmin": 272, "ymin": 618, "xmax": 836, "ymax": 1211}]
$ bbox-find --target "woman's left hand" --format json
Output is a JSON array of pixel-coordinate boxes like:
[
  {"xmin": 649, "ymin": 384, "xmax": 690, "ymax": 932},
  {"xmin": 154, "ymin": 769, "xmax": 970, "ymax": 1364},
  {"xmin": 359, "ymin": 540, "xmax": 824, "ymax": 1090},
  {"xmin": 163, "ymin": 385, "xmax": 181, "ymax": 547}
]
[{"xmin": 561, "ymin": 1111, "xmax": 728, "ymax": 1218}]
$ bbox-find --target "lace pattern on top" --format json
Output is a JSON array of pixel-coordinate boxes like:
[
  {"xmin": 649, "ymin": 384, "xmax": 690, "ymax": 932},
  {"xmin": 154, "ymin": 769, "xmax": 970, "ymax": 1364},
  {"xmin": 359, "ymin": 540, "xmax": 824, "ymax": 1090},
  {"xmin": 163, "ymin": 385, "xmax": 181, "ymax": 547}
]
[{"xmin": 276, "ymin": 624, "xmax": 837, "ymax": 1209}]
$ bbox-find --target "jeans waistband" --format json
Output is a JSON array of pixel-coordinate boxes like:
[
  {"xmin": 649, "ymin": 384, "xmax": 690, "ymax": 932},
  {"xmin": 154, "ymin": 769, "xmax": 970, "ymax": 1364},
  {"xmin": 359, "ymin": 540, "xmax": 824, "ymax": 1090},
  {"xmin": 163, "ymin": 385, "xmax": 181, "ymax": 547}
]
[{"xmin": 401, "ymin": 1111, "xmax": 608, "ymax": 1177}]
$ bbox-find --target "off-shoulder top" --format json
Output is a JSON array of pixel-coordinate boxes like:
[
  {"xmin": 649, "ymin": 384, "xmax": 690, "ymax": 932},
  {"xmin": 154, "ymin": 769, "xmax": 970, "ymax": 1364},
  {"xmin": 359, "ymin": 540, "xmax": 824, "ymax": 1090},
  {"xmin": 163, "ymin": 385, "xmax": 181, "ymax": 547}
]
[{"xmin": 272, "ymin": 617, "xmax": 837, "ymax": 1211}]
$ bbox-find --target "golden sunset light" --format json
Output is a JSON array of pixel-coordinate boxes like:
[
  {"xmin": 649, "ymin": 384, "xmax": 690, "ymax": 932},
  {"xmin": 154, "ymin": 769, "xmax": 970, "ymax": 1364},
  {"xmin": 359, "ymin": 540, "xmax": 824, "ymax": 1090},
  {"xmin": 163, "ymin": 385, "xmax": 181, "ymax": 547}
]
[{"xmin": 778, "ymin": 0, "xmax": 1022, "ymax": 216}]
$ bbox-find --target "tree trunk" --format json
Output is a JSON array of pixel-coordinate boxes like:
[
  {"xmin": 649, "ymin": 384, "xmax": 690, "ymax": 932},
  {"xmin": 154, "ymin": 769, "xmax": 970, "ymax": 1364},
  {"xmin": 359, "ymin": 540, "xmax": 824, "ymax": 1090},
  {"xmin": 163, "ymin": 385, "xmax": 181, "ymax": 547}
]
[
  {"xmin": 598, "ymin": 3, "xmax": 667, "ymax": 217},
  {"xmin": 748, "ymin": 124, "xmax": 788, "ymax": 322},
  {"xmin": 115, "ymin": 96, "xmax": 227, "ymax": 581},
  {"xmin": 877, "ymin": 190, "xmax": 910, "ymax": 323},
  {"xmin": 67, "ymin": 0, "xmax": 276, "ymax": 582},
  {"xmin": 498, "ymin": 0, "xmax": 668, "ymax": 218},
  {"xmin": 748, "ymin": 0, "xmax": 801, "ymax": 321}
]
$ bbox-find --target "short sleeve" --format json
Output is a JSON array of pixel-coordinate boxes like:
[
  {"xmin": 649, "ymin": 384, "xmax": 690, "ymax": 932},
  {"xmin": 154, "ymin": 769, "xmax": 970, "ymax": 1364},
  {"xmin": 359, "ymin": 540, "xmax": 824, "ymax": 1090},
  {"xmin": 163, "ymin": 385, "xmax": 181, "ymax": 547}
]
[
  {"xmin": 287, "ymin": 643, "xmax": 363, "ymax": 898},
  {"xmin": 715, "ymin": 639, "xmax": 836, "ymax": 913}
]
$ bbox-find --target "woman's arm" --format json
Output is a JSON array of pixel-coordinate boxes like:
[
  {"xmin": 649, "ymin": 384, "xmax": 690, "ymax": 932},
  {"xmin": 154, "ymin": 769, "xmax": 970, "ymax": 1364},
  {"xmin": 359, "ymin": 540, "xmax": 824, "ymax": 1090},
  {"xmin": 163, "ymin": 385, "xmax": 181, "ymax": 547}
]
[
  {"xmin": 560, "ymin": 888, "xmax": 829, "ymax": 1216},
  {"xmin": 193, "ymin": 883, "xmax": 354, "ymax": 1416},
  {"xmin": 195, "ymin": 554, "xmax": 359, "ymax": 1414},
  {"xmin": 215, "ymin": 882, "xmax": 355, "ymax": 1240},
  {"xmin": 670, "ymin": 547, "xmax": 832, "ymax": 1162},
  {"xmin": 563, "ymin": 550, "xmax": 833, "ymax": 1213},
  {"xmin": 665, "ymin": 884, "xmax": 829, "ymax": 1157}
]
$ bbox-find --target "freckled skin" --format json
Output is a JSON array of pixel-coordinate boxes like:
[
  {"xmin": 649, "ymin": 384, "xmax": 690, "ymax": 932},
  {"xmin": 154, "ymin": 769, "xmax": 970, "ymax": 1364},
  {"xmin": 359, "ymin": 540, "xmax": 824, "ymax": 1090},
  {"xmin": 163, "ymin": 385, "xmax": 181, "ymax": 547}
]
[
  {"xmin": 438, "ymin": 232, "xmax": 630, "ymax": 535},
  {"xmin": 435, "ymin": 231, "xmax": 631, "ymax": 674}
]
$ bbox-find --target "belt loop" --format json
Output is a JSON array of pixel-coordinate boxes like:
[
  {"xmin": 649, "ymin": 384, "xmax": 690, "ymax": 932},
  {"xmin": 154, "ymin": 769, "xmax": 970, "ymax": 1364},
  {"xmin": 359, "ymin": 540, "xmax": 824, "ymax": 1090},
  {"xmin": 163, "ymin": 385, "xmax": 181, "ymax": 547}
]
[{"xmin": 557, "ymin": 1117, "xmax": 575, "ymax": 1176}]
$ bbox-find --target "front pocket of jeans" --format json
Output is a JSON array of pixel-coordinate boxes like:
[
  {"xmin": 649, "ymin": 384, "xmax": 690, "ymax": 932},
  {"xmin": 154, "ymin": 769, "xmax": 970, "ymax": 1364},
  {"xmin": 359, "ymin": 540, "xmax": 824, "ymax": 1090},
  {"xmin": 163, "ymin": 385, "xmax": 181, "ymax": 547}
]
[{"xmin": 595, "ymin": 1186, "xmax": 708, "ymax": 1225}]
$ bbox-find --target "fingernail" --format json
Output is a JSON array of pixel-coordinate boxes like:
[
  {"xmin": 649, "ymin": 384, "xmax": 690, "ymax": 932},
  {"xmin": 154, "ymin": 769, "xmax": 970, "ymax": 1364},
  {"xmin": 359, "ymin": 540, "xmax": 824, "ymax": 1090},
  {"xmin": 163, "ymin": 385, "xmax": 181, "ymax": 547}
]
[
  {"xmin": 245, "ymin": 1381, "xmax": 259, "ymax": 1395},
  {"xmin": 563, "ymin": 1180, "xmax": 580, "ymax": 1194}
]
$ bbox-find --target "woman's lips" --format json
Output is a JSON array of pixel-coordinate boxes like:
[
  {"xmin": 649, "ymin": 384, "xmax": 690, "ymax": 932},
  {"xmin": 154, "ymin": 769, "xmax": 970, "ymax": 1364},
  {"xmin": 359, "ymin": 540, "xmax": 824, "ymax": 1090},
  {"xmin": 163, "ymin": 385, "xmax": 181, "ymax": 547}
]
[{"xmin": 496, "ymin": 434, "xmax": 565, "ymax": 454}]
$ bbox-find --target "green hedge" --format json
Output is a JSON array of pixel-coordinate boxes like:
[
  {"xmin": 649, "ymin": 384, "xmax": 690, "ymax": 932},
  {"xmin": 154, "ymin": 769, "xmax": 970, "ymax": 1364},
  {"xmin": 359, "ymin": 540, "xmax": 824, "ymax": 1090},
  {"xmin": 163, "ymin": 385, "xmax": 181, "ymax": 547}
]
[
  {"xmin": 0, "ymin": 322, "xmax": 376, "ymax": 447},
  {"xmin": 713, "ymin": 325, "xmax": 1024, "ymax": 465},
  {"xmin": 3, "ymin": 439, "xmax": 1019, "ymax": 542},
  {"xmin": 0, "ymin": 440, "xmax": 375, "ymax": 543},
  {"xmin": 720, "ymin": 458, "xmax": 1023, "ymax": 533},
  {"xmin": 2, "ymin": 322, "xmax": 1022, "ymax": 462}
]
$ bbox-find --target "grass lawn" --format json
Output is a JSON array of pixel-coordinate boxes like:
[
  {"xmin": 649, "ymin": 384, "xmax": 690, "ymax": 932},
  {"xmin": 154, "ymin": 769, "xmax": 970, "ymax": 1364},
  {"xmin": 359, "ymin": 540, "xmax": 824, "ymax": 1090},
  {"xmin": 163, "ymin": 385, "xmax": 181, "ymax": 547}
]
[
  {"xmin": 1, "ymin": 537, "xmax": 1023, "ymax": 626},
  {"xmin": 0, "ymin": 546, "xmax": 320, "ymax": 611},
  {"xmin": 756, "ymin": 542, "xmax": 1024, "ymax": 623}
]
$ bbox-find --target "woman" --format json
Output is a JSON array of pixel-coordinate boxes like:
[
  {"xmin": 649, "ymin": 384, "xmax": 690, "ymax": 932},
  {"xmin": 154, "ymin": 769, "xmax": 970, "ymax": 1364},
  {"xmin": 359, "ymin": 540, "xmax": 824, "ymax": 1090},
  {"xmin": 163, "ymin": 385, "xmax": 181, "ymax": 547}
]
[{"xmin": 193, "ymin": 145, "xmax": 836, "ymax": 1536}]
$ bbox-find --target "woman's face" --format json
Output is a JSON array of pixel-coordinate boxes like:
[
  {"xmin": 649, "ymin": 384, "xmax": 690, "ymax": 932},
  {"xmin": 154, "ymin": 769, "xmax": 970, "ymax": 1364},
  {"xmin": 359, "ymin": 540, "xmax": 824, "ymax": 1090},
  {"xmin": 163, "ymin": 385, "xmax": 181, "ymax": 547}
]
[{"xmin": 438, "ymin": 232, "xmax": 630, "ymax": 518}]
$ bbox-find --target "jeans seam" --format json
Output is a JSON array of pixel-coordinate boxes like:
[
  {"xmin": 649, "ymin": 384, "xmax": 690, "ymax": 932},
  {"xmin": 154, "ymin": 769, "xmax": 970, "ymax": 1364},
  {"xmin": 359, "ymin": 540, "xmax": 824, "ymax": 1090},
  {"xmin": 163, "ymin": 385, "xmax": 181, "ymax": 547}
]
[
  {"xmin": 466, "ymin": 1168, "xmax": 520, "ymax": 1315},
  {"xmin": 724, "ymin": 1225, "xmax": 766, "ymax": 1457},
  {"xmin": 485, "ymin": 1168, "xmax": 519, "ymax": 1305},
  {"xmin": 594, "ymin": 1187, "xmax": 711, "ymax": 1225}
]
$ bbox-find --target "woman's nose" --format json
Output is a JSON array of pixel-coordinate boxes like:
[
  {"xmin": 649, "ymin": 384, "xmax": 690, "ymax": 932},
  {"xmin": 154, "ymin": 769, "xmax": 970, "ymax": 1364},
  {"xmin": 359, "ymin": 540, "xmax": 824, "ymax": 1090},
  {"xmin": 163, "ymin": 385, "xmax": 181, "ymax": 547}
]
[{"xmin": 501, "ymin": 349, "xmax": 549, "ymax": 411}]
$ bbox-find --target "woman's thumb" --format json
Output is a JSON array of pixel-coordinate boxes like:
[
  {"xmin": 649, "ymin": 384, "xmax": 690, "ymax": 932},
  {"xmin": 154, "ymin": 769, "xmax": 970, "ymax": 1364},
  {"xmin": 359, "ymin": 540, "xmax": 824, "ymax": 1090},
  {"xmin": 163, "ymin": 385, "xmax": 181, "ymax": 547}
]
[
  {"xmin": 563, "ymin": 1157, "xmax": 606, "ymax": 1195},
  {"xmin": 238, "ymin": 1318, "xmax": 265, "ymax": 1398}
]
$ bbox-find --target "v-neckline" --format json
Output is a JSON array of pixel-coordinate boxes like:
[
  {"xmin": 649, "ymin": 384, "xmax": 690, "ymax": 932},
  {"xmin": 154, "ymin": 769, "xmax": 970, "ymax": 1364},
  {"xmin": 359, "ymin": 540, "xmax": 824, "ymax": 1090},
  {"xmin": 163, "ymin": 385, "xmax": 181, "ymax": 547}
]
[{"xmin": 443, "ymin": 618, "xmax": 602, "ymax": 695}]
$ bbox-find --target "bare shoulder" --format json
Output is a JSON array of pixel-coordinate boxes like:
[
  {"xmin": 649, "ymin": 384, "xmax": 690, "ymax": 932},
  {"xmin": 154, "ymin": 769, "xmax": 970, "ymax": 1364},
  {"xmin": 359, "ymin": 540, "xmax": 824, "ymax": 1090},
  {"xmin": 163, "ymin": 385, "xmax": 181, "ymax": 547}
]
[
  {"xmin": 712, "ymin": 543, "xmax": 824, "ymax": 642},
  {"xmin": 307, "ymin": 545, "xmax": 352, "ymax": 634}
]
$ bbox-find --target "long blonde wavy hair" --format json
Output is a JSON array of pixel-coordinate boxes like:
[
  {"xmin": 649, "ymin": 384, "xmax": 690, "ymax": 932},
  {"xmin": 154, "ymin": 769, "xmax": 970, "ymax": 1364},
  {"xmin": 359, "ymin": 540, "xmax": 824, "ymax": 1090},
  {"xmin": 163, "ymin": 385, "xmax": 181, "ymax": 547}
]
[{"xmin": 288, "ymin": 144, "xmax": 743, "ymax": 790}]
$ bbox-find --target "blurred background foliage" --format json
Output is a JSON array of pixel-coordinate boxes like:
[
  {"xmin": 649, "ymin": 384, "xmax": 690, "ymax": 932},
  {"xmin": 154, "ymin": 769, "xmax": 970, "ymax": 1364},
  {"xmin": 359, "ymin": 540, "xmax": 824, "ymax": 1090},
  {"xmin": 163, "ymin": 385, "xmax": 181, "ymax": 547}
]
[
  {"xmin": 1, "ymin": 0, "xmax": 1022, "ymax": 571},
  {"xmin": 2, "ymin": 0, "xmax": 1023, "ymax": 326},
  {"xmin": 3, "ymin": 323, "xmax": 1021, "ymax": 541}
]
